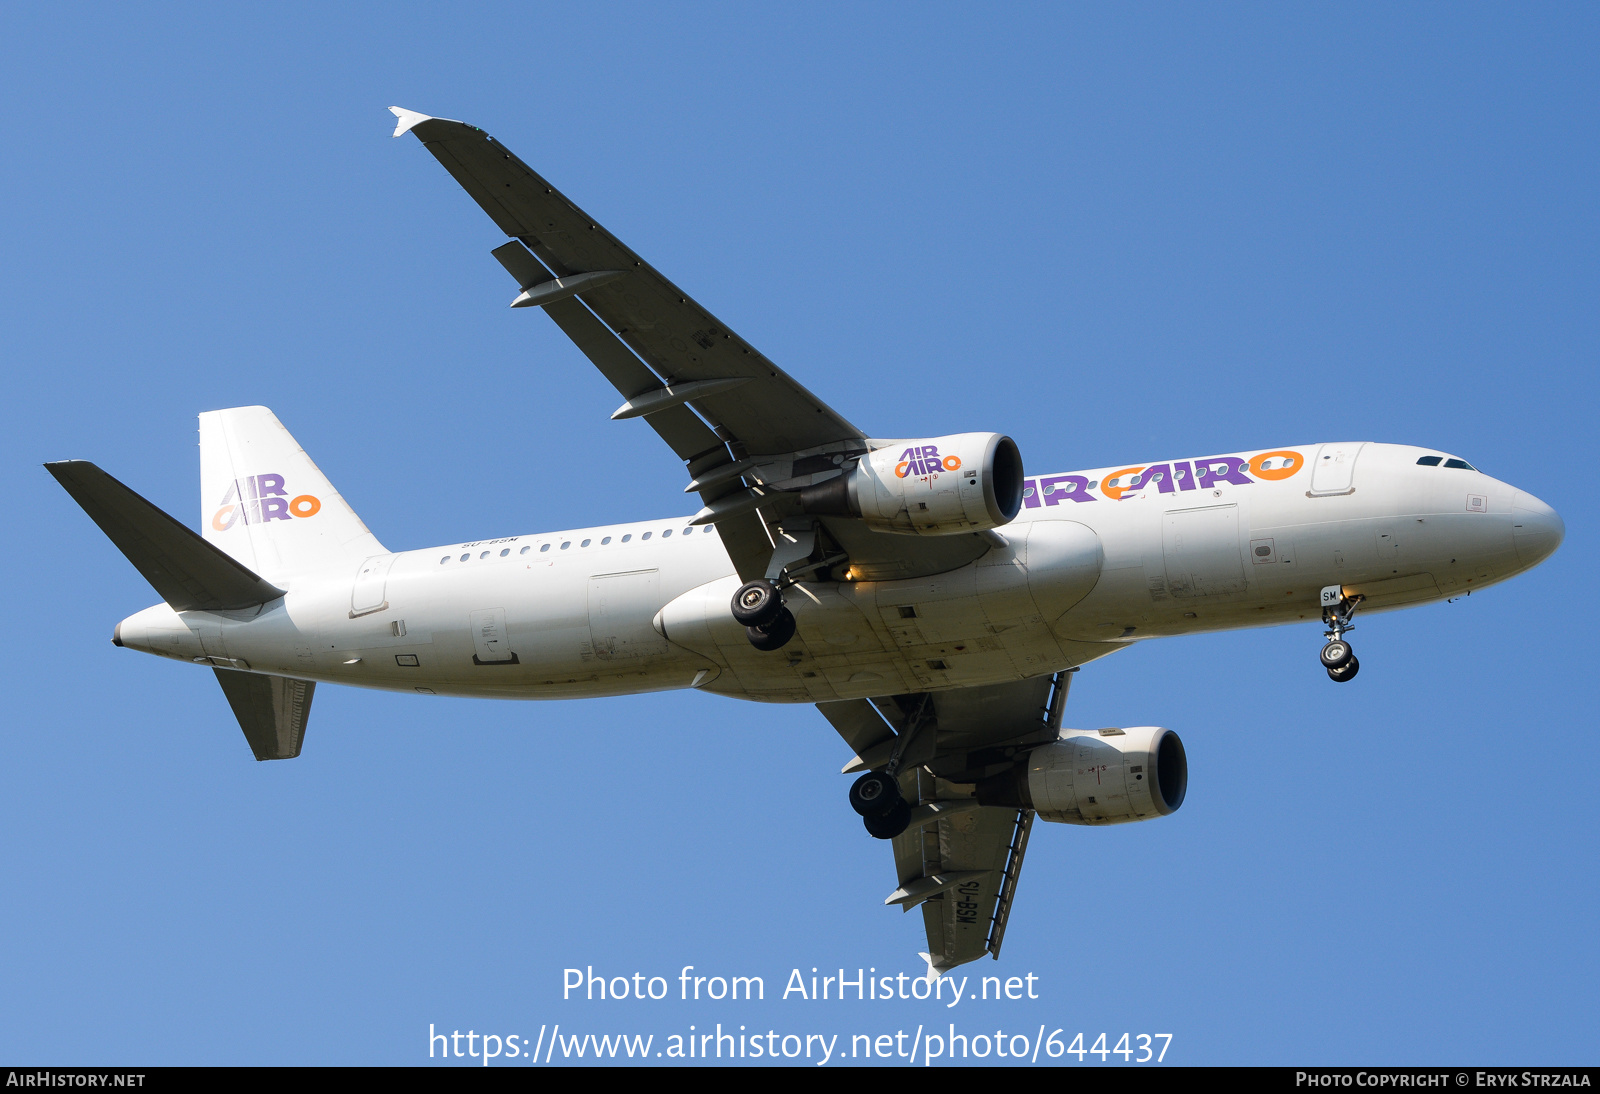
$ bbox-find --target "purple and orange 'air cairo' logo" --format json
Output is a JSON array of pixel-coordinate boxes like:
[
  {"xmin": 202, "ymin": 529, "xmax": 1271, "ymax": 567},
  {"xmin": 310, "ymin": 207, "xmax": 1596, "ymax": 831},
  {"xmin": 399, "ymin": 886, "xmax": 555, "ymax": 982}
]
[
  {"xmin": 211, "ymin": 474, "xmax": 321, "ymax": 531},
  {"xmin": 895, "ymin": 445, "xmax": 962, "ymax": 479},
  {"xmin": 1022, "ymin": 449, "xmax": 1305, "ymax": 507}
]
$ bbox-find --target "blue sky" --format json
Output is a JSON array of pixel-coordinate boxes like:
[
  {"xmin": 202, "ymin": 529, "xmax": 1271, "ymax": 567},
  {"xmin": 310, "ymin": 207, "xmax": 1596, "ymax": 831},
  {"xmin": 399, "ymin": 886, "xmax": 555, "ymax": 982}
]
[{"xmin": 1, "ymin": 3, "xmax": 1594, "ymax": 1066}]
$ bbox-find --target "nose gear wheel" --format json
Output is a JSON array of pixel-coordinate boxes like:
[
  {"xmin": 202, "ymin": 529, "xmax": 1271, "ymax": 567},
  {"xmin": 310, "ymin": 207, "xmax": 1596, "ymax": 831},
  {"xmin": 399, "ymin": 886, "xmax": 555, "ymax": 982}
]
[
  {"xmin": 1319, "ymin": 639, "xmax": 1353, "ymax": 670},
  {"xmin": 1319, "ymin": 592, "xmax": 1364, "ymax": 682},
  {"xmin": 1327, "ymin": 656, "xmax": 1360, "ymax": 683}
]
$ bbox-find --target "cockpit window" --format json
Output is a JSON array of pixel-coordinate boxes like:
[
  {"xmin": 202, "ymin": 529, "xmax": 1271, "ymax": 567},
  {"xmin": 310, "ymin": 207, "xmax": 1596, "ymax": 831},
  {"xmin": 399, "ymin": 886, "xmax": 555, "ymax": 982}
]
[
  {"xmin": 1416, "ymin": 455, "xmax": 1442, "ymax": 466},
  {"xmin": 1444, "ymin": 458, "xmax": 1476, "ymax": 471}
]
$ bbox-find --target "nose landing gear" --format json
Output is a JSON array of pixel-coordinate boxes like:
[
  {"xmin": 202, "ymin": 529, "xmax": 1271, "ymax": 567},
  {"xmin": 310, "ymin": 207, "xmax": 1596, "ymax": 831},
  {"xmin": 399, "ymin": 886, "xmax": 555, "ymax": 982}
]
[{"xmin": 1319, "ymin": 586, "xmax": 1365, "ymax": 683}]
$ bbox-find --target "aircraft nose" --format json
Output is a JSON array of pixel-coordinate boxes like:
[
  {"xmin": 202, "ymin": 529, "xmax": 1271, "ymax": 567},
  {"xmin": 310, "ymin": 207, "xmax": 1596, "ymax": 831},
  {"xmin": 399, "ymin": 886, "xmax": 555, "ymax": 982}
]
[{"xmin": 1511, "ymin": 491, "xmax": 1564, "ymax": 568}]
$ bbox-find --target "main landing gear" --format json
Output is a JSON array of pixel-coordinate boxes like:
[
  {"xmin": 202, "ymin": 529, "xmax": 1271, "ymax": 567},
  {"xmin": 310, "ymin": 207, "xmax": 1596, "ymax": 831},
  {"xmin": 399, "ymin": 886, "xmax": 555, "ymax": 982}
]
[
  {"xmin": 849, "ymin": 770, "xmax": 911, "ymax": 839},
  {"xmin": 1319, "ymin": 587, "xmax": 1365, "ymax": 684},
  {"xmin": 731, "ymin": 579, "xmax": 796, "ymax": 652}
]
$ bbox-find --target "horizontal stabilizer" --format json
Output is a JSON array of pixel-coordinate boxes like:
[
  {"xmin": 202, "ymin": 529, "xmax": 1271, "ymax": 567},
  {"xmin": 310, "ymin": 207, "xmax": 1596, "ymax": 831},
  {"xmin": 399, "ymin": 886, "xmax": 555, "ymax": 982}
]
[
  {"xmin": 46, "ymin": 461, "xmax": 285, "ymax": 611},
  {"xmin": 213, "ymin": 669, "xmax": 314, "ymax": 760}
]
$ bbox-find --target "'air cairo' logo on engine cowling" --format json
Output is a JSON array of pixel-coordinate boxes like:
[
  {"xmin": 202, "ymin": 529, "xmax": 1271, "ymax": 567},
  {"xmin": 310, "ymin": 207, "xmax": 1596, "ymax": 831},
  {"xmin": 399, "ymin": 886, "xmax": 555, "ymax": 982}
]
[
  {"xmin": 894, "ymin": 445, "xmax": 963, "ymax": 479},
  {"xmin": 211, "ymin": 474, "xmax": 321, "ymax": 531}
]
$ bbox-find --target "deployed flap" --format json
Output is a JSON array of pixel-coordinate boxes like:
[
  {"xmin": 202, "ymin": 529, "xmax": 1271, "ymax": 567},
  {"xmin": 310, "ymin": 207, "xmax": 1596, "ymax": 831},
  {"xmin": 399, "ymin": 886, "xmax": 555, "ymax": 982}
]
[
  {"xmin": 857, "ymin": 674, "xmax": 1067, "ymax": 972},
  {"xmin": 496, "ymin": 243, "xmax": 775, "ymax": 581},
  {"xmin": 817, "ymin": 698, "xmax": 897, "ymax": 761},
  {"xmin": 213, "ymin": 669, "xmax": 315, "ymax": 761},
  {"xmin": 871, "ymin": 673, "xmax": 1064, "ymax": 784},
  {"xmin": 199, "ymin": 406, "xmax": 385, "ymax": 581},
  {"xmin": 892, "ymin": 770, "xmax": 1034, "ymax": 974},
  {"xmin": 46, "ymin": 461, "xmax": 285, "ymax": 611}
]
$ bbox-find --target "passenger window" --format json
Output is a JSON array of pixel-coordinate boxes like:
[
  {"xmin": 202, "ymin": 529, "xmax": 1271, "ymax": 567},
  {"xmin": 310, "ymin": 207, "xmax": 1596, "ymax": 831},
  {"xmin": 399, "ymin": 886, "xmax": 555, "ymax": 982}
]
[
  {"xmin": 581, "ymin": 539, "xmax": 591, "ymax": 547},
  {"xmin": 684, "ymin": 527, "xmax": 693, "ymax": 535},
  {"xmin": 1416, "ymin": 456, "xmax": 1443, "ymax": 466},
  {"xmin": 1444, "ymin": 459, "xmax": 1476, "ymax": 471},
  {"xmin": 479, "ymin": 551, "xmax": 489, "ymax": 559},
  {"xmin": 662, "ymin": 529, "xmax": 672, "ymax": 538},
  {"xmin": 641, "ymin": 531, "xmax": 652, "ymax": 540},
  {"xmin": 520, "ymin": 545, "xmax": 530, "ymax": 554},
  {"xmin": 540, "ymin": 544, "xmax": 551, "ymax": 553},
  {"xmin": 459, "ymin": 553, "xmax": 469, "ymax": 562},
  {"xmin": 622, "ymin": 534, "xmax": 632, "ymax": 543},
  {"xmin": 601, "ymin": 536, "xmax": 611, "ymax": 545},
  {"xmin": 560, "ymin": 541, "xmax": 571, "ymax": 550},
  {"xmin": 440, "ymin": 556, "xmax": 450, "ymax": 565},
  {"xmin": 1022, "ymin": 487, "xmax": 1035, "ymax": 499},
  {"xmin": 499, "ymin": 548, "xmax": 510, "ymax": 557}
]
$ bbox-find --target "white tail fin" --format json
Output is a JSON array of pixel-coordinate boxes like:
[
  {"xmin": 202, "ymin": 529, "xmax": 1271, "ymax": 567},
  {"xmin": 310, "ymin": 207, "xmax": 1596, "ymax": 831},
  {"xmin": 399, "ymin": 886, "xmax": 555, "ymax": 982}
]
[{"xmin": 200, "ymin": 406, "xmax": 385, "ymax": 581}]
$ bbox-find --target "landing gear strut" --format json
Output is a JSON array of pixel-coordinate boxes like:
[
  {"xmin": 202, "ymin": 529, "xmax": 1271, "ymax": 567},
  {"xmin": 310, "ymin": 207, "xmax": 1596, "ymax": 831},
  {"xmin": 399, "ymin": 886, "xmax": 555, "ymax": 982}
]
[
  {"xmin": 1320, "ymin": 587, "xmax": 1364, "ymax": 683},
  {"xmin": 731, "ymin": 579, "xmax": 796, "ymax": 652}
]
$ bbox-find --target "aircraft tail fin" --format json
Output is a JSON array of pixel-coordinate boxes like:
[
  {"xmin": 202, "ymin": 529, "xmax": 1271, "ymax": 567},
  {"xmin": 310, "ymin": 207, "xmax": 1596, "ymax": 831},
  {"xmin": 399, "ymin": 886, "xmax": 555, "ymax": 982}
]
[
  {"xmin": 45, "ymin": 460, "xmax": 286, "ymax": 611},
  {"xmin": 199, "ymin": 407, "xmax": 385, "ymax": 581}
]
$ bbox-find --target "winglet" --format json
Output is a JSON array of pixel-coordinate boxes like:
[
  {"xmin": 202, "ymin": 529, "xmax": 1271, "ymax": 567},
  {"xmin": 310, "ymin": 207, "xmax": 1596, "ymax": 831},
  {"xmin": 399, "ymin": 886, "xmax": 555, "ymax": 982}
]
[{"xmin": 388, "ymin": 106, "xmax": 432, "ymax": 138}]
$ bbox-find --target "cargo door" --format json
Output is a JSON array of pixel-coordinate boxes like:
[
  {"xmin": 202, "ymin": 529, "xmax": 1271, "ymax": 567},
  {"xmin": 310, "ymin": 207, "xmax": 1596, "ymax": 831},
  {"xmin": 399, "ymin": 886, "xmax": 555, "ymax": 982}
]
[
  {"xmin": 1163, "ymin": 505, "xmax": 1247, "ymax": 598},
  {"xmin": 588, "ymin": 570, "xmax": 670, "ymax": 660}
]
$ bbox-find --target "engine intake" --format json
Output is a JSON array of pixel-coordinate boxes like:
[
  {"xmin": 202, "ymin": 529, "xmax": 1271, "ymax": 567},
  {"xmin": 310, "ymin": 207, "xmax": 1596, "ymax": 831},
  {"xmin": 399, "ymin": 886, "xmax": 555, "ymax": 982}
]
[
  {"xmin": 800, "ymin": 432, "xmax": 1023, "ymax": 535},
  {"xmin": 975, "ymin": 727, "xmax": 1186, "ymax": 825}
]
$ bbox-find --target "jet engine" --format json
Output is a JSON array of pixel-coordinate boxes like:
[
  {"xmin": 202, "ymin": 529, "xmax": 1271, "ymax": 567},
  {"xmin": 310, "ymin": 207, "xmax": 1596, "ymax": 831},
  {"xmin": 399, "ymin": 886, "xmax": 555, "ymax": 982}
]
[
  {"xmin": 799, "ymin": 432, "xmax": 1023, "ymax": 535},
  {"xmin": 975, "ymin": 727, "xmax": 1187, "ymax": 825}
]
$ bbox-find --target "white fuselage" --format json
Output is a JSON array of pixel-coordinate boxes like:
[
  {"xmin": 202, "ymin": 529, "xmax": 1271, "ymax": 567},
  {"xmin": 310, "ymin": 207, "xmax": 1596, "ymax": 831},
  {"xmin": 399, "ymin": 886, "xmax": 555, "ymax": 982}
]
[{"xmin": 114, "ymin": 442, "xmax": 1563, "ymax": 704}]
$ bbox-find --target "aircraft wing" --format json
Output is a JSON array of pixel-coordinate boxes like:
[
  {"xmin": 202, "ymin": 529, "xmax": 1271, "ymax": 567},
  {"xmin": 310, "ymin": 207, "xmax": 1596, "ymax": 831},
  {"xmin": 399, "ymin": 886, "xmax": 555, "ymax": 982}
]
[
  {"xmin": 391, "ymin": 107, "xmax": 862, "ymax": 457},
  {"xmin": 391, "ymin": 107, "xmax": 995, "ymax": 582},
  {"xmin": 818, "ymin": 672, "xmax": 1068, "ymax": 972}
]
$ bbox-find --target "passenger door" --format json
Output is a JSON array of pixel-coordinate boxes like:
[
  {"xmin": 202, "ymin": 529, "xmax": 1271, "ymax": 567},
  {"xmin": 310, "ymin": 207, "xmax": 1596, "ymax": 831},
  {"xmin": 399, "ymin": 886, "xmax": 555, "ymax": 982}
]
[
  {"xmin": 1308, "ymin": 443, "xmax": 1367, "ymax": 496},
  {"xmin": 350, "ymin": 555, "xmax": 396, "ymax": 617}
]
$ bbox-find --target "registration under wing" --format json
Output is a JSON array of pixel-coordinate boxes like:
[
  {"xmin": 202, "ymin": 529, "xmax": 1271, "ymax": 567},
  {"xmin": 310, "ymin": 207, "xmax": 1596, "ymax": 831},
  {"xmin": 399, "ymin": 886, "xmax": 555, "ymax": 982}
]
[{"xmin": 44, "ymin": 106, "xmax": 1566, "ymax": 976}]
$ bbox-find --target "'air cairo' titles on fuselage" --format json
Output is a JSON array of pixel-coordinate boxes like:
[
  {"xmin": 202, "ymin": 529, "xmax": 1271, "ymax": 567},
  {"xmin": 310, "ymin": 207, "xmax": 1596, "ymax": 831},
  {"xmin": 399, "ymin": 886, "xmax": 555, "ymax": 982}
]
[{"xmin": 1023, "ymin": 450, "xmax": 1305, "ymax": 507}]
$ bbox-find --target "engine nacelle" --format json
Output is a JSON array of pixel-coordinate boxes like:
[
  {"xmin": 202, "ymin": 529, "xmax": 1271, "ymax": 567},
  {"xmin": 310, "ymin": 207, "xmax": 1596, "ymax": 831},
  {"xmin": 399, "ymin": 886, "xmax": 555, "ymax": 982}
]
[
  {"xmin": 975, "ymin": 727, "xmax": 1187, "ymax": 825},
  {"xmin": 800, "ymin": 432, "xmax": 1023, "ymax": 535}
]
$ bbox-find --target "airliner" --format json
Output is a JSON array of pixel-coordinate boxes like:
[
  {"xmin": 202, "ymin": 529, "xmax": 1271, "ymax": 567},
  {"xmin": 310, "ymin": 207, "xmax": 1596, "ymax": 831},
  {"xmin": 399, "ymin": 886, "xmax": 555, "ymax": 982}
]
[{"xmin": 45, "ymin": 107, "xmax": 1564, "ymax": 975}]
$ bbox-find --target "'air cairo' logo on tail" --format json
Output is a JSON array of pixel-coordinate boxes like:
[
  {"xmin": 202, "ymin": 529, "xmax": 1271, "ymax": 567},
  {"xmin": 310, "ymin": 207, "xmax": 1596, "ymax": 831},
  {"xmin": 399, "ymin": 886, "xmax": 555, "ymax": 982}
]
[
  {"xmin": 211, "ymin": 474, "xmax": 321, "ymax": 531},
  {"xmin": 895, "ymin": 445, "xmax": 962, "ymax": 479}
]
